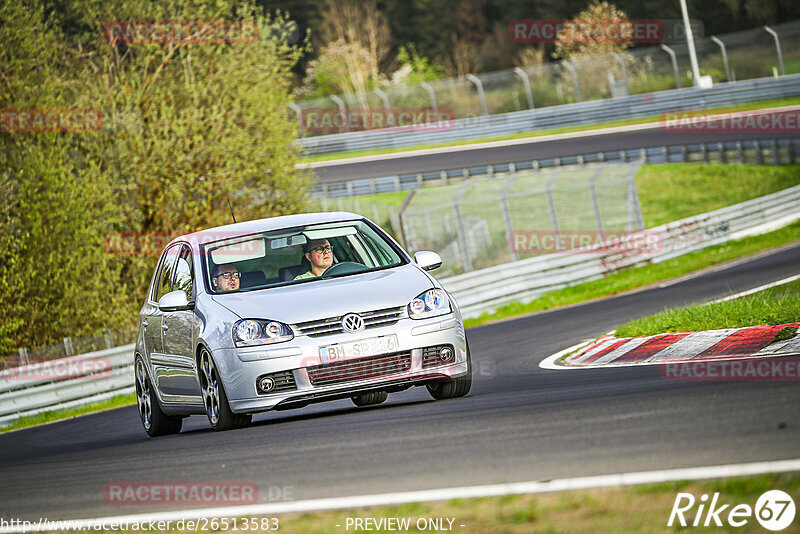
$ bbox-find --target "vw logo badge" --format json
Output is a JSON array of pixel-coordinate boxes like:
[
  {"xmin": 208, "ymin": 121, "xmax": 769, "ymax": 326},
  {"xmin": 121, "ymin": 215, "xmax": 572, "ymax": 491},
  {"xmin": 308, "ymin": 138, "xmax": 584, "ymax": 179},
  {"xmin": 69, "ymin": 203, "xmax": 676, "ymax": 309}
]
[{"xmin": 341, "ymin": 313, "xmax": 365, "ymax": 334}]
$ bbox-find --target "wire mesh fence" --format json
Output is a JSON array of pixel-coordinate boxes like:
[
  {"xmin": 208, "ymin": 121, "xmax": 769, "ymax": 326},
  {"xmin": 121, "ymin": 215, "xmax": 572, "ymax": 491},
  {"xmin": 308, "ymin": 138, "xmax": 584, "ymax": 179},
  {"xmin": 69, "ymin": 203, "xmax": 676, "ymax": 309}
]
[
  {"xmin": 399, "ymin": 161, "xmax": 644, "ymax": 277},
  {"xmin": 291, "ymin": 20, "xmax": 800, "ymax": 135}
]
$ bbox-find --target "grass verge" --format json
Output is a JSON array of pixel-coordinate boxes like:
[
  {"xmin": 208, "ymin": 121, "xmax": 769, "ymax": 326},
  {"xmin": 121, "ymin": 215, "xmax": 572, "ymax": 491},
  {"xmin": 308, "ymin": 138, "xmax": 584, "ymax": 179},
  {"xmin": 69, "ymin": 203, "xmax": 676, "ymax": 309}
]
[
  {"xmin": 298, "ymin": 96, "xmax": 800, "ymax": 163},
  {"xmin": 615, "ymin": 279, "xmax": 800, "ymax": 337},
  {"xmin": 0, "ymin": 392, "xmax": 136, "ymax": 433},
  {"xmin": 463, "ymin": 220, "xmax": 800, "ymax": 329},
  {"xmin": 75, "ymin": 472, "xmax": 799, "ymax": 532}
]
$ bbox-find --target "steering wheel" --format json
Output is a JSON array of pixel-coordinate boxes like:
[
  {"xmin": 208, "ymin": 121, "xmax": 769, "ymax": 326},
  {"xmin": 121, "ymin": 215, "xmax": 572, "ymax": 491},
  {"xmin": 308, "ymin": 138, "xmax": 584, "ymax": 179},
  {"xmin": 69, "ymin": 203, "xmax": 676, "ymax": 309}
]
[{"xmin": 321, "ymin": 261, "xmax": 367, "ymax": 277}]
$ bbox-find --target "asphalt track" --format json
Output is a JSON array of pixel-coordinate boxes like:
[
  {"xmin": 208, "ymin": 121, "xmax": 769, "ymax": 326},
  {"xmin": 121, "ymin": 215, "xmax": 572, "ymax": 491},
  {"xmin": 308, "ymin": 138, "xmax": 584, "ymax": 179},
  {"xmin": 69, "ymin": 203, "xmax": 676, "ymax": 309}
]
[
  {"xmin": 309, "ymin": 109, "xmax": 800, "ymax": 182},
  {"xmin": 1, "ymin": 243, "xmax": 799, "ymax": 522}
]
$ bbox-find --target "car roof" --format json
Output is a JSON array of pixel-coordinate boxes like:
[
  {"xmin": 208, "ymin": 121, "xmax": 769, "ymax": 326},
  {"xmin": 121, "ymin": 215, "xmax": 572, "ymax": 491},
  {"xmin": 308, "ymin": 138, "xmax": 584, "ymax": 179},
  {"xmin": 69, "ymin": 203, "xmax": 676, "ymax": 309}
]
[{"xmin": 169, "ymin": 211, "xmax": 365, "ymax": 248}]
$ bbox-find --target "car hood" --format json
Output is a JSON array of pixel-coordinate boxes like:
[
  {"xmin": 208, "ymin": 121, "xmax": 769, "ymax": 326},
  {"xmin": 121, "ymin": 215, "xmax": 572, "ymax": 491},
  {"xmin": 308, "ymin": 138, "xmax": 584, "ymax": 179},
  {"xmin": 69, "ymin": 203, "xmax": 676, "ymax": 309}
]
[{"xmin": 210, "ymin": 264, "xmax": 434, "ymax": 324}]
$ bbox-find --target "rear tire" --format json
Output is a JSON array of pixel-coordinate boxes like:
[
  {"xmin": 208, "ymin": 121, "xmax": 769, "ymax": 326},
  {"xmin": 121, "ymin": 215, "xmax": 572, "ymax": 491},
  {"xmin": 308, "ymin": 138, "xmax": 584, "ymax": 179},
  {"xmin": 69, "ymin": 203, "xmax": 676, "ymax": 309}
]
[
  {"xmin": 351, "ymin": 391, "xmax": 388, "ymax": 406},
  {"xmin": 426, "ymin": 341, "xmax": 472, "ymax": 400},
  {"xmin": 199, "ymin": 348, "xmax": 251, "ymax": 431},
  {"xmin": 135, "ymin": 358, "xmax": 182, "ymax": 437}
]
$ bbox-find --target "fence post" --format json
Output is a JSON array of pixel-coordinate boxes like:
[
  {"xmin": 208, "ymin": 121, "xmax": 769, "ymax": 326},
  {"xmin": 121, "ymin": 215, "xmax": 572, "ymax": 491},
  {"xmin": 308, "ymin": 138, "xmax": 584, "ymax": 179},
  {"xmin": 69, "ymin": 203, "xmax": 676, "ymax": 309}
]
[
  {"xmin": 396, "ymin": 190, "xmax": 417, "ymax": 249},
  {"xmin": 466, "ymin": 74, "xmax": 489, "ymax": 116},
  {"xmin": 371, "ymin": 203, "xmax": 380, "ymax": 223},
  {"xmin": 63, "ymin": 337, "xmax": 75, "ymax": 358},
  {"xmin": 103, "ymin": 328, "xmax": 115, "ymax": 349},
  {"xmin": 287, "ymin": 102, "xmax": 304, "ymax": 137},
  {"xmin": 589, "ymin": 168, "xmax": 605, "ymax": 241},
  {"xmin": 373, "ymin": 88, "xmax": 390, "ymax": 115},
  {"xmin": 660, "ymin": 44, "xmax": 682, "ymax": 89},
  {"xmin": 754, "ymin": 140, "xmax": 763, "ymax": 165},
  {"xmin": 330, "ymin": 95, "xmax": 348, "ymax": 132},
  {"xmin": 545, "ymin": 169, "xmax": 563, "ymax": 248},
  {"xmin": 18, "ymin": 347, "xmax": 29, "ymax": 366},
  {"xmin": 611, "ymin": 52, "xmax": 630, "ymax": 96},
  {"xmin": 764, "ymin": 26, "xmax": 786, "ymax": 76},
  {"xmin": 453, "ymin": 183, "xmax": 474, "ymax": 272},
  {"xmin": 710, "ymin": 36, "xmax": 732, "ymax": 82},
  {"xmin": 513, "ymin": 67, "xmax": 535, "ymax": 110},
  {"xmin": 420, "ymin": 82, "xmax": 437, "ymax": 113},
  {"xmin": 501, "ymin": 170, "xmax": 519, "ymax": 261},
  {"xmin": 718, "ymin": 142, "xmax": 727, "ymax": 163},
  {"xmin": 772, "ymin": 139, "xmax": 780, "ymax": 165},
  {"xmin": 562, "ymin": 61, "xmax": 582, "ymax": 102}
]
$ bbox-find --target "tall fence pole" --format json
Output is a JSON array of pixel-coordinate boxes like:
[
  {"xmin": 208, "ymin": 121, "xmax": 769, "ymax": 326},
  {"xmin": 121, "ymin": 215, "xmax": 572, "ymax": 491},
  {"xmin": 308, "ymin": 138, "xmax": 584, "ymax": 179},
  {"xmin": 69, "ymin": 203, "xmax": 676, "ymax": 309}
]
[
  {"xmin": 466, "ymin": 74, "xmax": 489, "ymax": 116},
  {"xmin": 562, "ymin": 61, "xmax": 582, "ymax": 102},
  {"xmin": 660, "ymin": 44, "xmax": 682, "ymax": 89},
  {"xmin": 610, "ymin": 52, "xmax": 630, "ymax": 96},
  {"xmin": 710, "ymin": 36, "xmax": 732, "ymax": 82},
  {"xmin": 453, "ymin": 182, "xmax": 474, "ymax": 272},
  {"xmin": 764, "ymin": 26, "xmax": 786, "ymax": 76},
  {"xmin": 500, "ymin": 169, "xmax": 520, "ymax": 261},
  {"xmin": 330, "ymin": 95, "xmax": 348, "ymax": 132},
  {"xmin": 288, "ymin": 102, "xmax": 304, "ymax": 137},
  {"xmin": 588, "ymin": 168, "xmax": 605, "ymax": 241},
  {"xmin": 420, "ymin": 82, "xmax": 438, "ymax": 113},
  {"xmin": 513, "ymin": 67, "xmax": 535, "ymax": 110},
  {"xmin": 545, "ymin": 169, "xmax": 563, "ymax": 248}
]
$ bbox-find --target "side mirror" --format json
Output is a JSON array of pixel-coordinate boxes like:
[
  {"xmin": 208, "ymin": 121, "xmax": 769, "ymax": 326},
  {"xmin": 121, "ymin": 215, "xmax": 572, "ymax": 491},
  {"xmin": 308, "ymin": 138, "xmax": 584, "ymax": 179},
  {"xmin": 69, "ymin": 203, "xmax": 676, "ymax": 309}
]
[
  {"xmin": 158, "ymin": 290, "xmax": 194, "ymax": 312},
  {"xmin": 414, "ymin": 251, "xmax": 442, "ymax": 271}
]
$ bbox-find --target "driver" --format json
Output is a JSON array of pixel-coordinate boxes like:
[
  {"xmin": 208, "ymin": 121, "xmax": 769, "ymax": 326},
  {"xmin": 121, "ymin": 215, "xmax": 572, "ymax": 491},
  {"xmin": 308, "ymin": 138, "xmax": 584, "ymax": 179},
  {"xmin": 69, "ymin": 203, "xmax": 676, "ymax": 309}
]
[
  {"xmin": 212, "ymin": 263, "xmax": 241, "ymax": 292},
  {"xmin": 294, "ymin": 239, "xmax": 333, "ymax": 279}
]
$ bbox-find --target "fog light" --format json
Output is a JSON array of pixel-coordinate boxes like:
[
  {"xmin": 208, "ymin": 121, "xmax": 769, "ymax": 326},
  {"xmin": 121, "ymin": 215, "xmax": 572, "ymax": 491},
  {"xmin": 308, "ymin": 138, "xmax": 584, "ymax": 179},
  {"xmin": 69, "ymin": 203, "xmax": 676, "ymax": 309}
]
[
  {"xmin": 439, "ymin": 347, "xmax": 453, "ymax": 362},
  {"xmin": 258, "ymin": 376, "xmax": 275, "ymax": 392}
]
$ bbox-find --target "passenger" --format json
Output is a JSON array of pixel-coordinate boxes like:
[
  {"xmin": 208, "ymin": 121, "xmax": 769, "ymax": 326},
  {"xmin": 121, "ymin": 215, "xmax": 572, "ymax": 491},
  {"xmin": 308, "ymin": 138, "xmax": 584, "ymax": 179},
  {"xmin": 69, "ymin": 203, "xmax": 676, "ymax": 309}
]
[
  {"xmin": 212, "ymin": 264, "xmax": 241, "ymax": 292},
  {"xmin": 294, "ymin": 239, "xmax": 333, "ymax": 279}
]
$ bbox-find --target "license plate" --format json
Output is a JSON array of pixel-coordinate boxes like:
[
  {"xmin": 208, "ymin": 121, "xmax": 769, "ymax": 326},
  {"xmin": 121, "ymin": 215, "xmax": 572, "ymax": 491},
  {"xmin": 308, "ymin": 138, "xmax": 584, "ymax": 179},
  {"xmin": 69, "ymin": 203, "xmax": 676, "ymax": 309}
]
[{"xmin": 319, "ymin": 335, "xmax": 398, "ymax": 363}]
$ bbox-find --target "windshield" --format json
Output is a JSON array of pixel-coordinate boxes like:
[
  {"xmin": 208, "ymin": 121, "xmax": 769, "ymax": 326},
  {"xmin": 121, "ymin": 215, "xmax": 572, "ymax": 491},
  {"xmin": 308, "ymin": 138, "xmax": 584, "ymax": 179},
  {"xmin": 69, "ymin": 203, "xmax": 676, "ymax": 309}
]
[{"xmin": 202, "ymin": 220, "xmax": 405, "ymax": 294}]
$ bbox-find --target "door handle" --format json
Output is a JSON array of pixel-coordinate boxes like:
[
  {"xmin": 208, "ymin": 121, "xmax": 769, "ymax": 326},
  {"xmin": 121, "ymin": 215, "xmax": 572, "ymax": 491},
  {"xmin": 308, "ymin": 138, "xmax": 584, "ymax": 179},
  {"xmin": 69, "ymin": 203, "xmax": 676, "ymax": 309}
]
[
  {"xmin": 142, "ymin": 319, "xmax": 148, "ymax": 329},
  {"xmin": 162, "ymin": 322, "xmax": 169, "ymax": 332}
]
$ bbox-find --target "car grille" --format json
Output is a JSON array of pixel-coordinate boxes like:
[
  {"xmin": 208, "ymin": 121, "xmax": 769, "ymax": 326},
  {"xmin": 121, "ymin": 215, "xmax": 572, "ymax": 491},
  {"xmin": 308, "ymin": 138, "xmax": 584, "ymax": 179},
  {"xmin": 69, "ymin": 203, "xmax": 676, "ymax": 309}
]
[
  {"xmin": 307, "ymin": 352, "xmax": 412, "ymax": 386},
  {"xmin": 294, "ymin": 306, "xmax": 405, "ymax": 337},
  {"xmin": 421, "ymin": 344, "xmax": 456, "ymax": 368},
  {"xmin": 256, "ymin": 370, "xmax": 297, "ymax": 394}
]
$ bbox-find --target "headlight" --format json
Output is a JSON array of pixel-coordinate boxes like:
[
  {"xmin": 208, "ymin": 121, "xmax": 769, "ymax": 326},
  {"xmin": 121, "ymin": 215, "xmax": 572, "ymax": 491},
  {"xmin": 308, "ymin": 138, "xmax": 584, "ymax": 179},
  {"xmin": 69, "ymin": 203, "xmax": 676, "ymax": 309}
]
[
  {"xmin": 408, "ymin": 289, "xmax": 451, "ymax": 320},
  {"xmin": 233, "ymin": 319, "xmax": 293, "ymax": 347}
]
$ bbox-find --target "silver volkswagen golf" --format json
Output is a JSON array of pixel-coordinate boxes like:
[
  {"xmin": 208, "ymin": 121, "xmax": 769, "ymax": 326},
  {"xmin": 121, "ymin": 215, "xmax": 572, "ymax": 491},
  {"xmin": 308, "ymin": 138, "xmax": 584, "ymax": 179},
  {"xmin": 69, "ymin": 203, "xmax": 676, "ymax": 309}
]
[{"xmin": 134, "ymin": 212, "xmax": 471, "ymax": 436}]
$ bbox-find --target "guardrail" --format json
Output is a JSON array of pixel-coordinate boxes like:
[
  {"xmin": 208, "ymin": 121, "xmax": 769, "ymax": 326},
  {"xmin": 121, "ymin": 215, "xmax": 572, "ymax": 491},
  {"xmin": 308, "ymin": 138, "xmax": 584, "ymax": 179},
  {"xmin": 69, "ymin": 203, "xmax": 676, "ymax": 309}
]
[
  {"xmin": 440, "ymin": 185, "xmax": 800, "ymax": 318},
  {"xmin": 2, "ymin": 184, "xmax": 798, "ymax": 425},
  {"xmin": 299, "ymin": 75, "xmax": 800, "ymax": 156},
  {"xmin": 314, "ymin": 137, "xmax": 800, "ymax": 198},
  {"xmin": 0, "ymin": 344, "xmax": 134, "ymax": 427}
]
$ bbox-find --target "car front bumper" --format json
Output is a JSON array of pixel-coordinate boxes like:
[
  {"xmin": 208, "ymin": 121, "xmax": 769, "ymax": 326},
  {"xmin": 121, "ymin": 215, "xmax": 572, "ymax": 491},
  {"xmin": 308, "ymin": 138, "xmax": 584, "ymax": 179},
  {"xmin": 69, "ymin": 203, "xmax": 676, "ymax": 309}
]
[{"xmin": 212, "ymin": 315, "xmax": 468, "ymax": 413}]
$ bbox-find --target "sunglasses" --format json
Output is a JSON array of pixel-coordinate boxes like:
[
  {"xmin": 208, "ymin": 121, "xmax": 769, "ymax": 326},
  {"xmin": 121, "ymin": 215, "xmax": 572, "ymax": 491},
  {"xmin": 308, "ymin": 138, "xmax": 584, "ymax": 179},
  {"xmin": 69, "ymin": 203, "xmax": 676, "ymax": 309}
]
[
  {"xmin": 214, "ymin": 272, "xmax": 241, "ymax": 280},
  {"xmin": 309, "ymin": 245, "xmax": 333, "ymax": 254}
]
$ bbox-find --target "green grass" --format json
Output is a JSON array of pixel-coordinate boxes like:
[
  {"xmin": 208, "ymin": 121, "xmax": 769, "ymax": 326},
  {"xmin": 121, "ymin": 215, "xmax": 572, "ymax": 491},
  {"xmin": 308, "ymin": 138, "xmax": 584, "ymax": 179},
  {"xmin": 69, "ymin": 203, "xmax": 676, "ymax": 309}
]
[
  {"xmin": 298, "ymin": 96, "xmax": 800, "ymax": 163},
  {"xmin": 636, "ymin": 164, "xmax": 800, "ymax": 227},
  {"xmin": 614, "ymin": 279, "xmax": 800, "ymax": 337},
  {"xmin": 75, "ymin": 472, "xmax": 800, "ymax": 532},
  {"xmin": 463, "ymin": 220, "xmax": 800, "ymax": 329},
  {"xmin": 0, "ymin": 392, "xmax": 136, "ymax": 433}
]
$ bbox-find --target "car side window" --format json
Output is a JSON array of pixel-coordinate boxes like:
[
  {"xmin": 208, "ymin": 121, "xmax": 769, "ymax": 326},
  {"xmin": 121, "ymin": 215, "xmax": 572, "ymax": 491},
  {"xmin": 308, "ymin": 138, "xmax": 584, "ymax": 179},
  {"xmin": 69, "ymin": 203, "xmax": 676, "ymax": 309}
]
[
  {"xmin": 173, "ymin": 245, "xmax": 194, "ymax": 301},
  {"xmin": 154, "ymin": 246, "xmax": 180, "ymax": 302}
]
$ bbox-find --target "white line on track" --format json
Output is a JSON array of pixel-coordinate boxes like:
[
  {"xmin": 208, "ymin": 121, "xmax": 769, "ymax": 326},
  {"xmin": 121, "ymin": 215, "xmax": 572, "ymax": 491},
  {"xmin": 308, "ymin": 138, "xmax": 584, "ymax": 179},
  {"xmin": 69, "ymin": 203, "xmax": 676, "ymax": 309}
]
[
  {"xmin": 709, "ymin": 273, "xmax": 800, "ymax": 304},
  {"xmin": 296, "ymin": 104, "xmax": 800, "ymax": 169},
  {"xmin": 5, "ymin": 459, "xmax": 800, "ymax": 532}
]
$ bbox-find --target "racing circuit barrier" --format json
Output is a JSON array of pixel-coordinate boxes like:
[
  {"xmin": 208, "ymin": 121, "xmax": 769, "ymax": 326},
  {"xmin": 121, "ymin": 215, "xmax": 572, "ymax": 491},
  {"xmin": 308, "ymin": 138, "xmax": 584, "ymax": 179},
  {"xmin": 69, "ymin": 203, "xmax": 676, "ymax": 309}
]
[
  {"xmin": 0, "ymin": 344, "xmax": 135, "ymax": 427},
  {"xmin": 298, "ymin": 74, "xmax": 800, "ymax": 156},
  {"xmin": 439, "ymin": 184, "xmax": 800, "ymax": 318},
  {"xmin": 1, "ymin": 185, "xmax": 799, "ymax": 425}
]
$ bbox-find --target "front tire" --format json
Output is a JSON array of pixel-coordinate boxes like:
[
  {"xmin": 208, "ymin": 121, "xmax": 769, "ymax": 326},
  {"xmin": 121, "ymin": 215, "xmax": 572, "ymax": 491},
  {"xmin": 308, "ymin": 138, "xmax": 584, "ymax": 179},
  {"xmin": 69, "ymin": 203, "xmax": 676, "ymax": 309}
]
[
  {"xmin": 199, "ymin": 348, "xmax": 251, "ymax": 431},
  {"xmin": 135, "ymin": 358, "xmax": 182, "ymax": 437},
  {"xmin": 351, "ymin": 391, "xmax": 388, "ymax": 406},
  {"xmin": 427, "ymin": 341, "xmax": 472, "ymax": 400}
]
